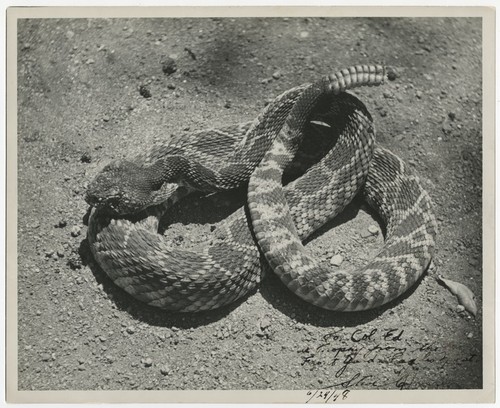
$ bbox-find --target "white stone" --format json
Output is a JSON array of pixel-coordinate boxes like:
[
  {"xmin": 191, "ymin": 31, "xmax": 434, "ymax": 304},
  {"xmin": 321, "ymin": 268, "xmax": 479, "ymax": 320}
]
[{"xmin": 330, "ymin": 254, "xmax": 343, "ymax": 267}]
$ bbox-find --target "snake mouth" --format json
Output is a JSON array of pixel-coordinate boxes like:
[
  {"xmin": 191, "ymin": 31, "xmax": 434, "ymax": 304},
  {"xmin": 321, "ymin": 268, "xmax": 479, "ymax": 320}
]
[{"xmin": 85, "ymin": 190, "xmax": 125, "ymax": 213}]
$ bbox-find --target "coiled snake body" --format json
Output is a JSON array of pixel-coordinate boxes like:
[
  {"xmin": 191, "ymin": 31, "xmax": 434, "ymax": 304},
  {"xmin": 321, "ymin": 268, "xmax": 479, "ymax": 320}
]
[{"xmin": 86, "ymin": 65, "xmax": 437, "ymax": 312}]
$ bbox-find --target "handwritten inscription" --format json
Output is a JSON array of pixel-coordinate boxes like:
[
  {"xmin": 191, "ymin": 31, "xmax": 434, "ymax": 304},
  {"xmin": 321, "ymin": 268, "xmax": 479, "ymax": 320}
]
[{"xmin": 300, "ymin": 328, "xmax": 451, "ymax": 390}]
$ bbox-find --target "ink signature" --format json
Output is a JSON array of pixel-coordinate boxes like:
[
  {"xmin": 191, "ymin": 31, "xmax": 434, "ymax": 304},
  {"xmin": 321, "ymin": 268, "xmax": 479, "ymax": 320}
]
[{"xmin": 299, "ymin": 327, "xmax": 456, "ymax": 390}]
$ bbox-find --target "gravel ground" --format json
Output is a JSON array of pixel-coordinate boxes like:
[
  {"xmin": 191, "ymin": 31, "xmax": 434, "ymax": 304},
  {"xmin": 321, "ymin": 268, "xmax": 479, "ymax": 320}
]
[{"xmin": 16, "ymin": 17, "xmax": 482, "ymax": 394}]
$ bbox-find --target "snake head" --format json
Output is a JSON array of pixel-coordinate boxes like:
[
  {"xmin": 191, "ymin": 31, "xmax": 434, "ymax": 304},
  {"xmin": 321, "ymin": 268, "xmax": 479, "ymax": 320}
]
[{"xmin": 85, "ymin": 159, "xmax": 163, "ymax": 215}]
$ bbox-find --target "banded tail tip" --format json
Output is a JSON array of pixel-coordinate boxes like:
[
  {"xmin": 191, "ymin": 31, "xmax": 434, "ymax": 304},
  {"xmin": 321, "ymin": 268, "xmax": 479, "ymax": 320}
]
[{"xmin": 324, "ymin": 64, "xmax": 394, "ymax": 94}]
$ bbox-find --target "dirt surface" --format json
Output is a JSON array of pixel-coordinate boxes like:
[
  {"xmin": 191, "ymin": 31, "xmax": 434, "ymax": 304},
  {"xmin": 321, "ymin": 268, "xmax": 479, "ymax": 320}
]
[{"xmin": 16, "ymin": 17, "xmax": 483, "ymax": 392}]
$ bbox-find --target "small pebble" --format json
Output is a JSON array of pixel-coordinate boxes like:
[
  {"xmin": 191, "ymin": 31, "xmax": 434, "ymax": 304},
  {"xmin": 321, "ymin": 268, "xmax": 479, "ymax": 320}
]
[
  {"xmin": 126, "ymin": 326, "xmax": 136, "ymax": 334},
  {"xmin": 360, "ymin": 229, "xmax": 374, "ymax": 238},
  {"xmin": 86, "ymin": 58, "xmax": 95, "ymax": 65},
  {"xmin": 468, "ymin": 258, "xmax": 479, "ymax": 267},
  {"xmin": 40, "ymin": 353, "xmax": 51, "ymax": 362},
  {"xmin": 142, "ymin": 357, "xmax": 153, "ymax": 367},
  {"xmin": 173, "ymin": 236, "xmax": 184, "ymax": 245},
  {"xmin": 330, "ymin": 254, "xmax": 343, "ymax": 267},
  {"xmin": 467, "ymin": 332, "xmax": 473, "ymax": 339},
  {"xmin": 383, "ymin": 91, "xmax": 392, "ymax": 99},
  {"xmin": 139, "ymin": 85, "xmax": 152, "ymax": 98},
  {"xmin": 167, "ymin": 83, "xmax": 176, "ymax": 90},
  {"xmin": 80, "ymin": 152, "xmax": 91, "ymax": 163},
  {"xmin": 368, "ymin": 225, "xmax": 379, "ymax": 235},
  {"xmin": 55, "ymin": 220, "xmax": 67, "ymax": 228},
  {"xmin": 442, "ymin": 120, "xmax": 453, "ymax": 134},
  {"xmin": 102, "ymin": 115, "xmax": 110, "ymax": 122},
  {"xmin": 160, "ymin": 365, "xmax": 170, "ymax": 375},
  {"xmin": 300, "ymin": 31, "xmax": 309, "ymax": 38},
  {"xmin": 416, "ymin": 90, "xmax": 423, "ymax": 99},
  {"xmin": 161, "ymin": 57, "xmax": 177, "ymax": 75},
  {"xmin": 260, "ymin": 316, "xmax": 271, "ymax": 330},
  {"xmin": 71, "ymin": 226, "xmax": 81, "ymax": 237},
  {"xmin": 456, "ymin": 305, "xmax": 465, "ymax": 313},
  {"xmin": 387, "ymin": 70, "xmax": 397, "ymax": 81},
  {"xmin": 272, "ymin": 71, "xmax": 281, "ymax": 80},
  {"xmin": 181, "ymin": 45, "xmax": 196, "ymax": 60}
]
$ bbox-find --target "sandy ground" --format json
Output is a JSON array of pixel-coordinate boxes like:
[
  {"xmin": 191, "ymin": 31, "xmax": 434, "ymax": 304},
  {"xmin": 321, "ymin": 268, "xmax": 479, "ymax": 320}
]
[{"xmin": 16, "ymin": 17, "xmax": 482, "ymax": 392}]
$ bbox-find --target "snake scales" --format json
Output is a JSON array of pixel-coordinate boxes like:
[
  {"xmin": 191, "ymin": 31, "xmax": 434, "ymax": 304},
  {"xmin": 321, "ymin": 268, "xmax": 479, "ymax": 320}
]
[{"xmin": 86, "ymin": 64, "xmax": 437, "ymax": 312}]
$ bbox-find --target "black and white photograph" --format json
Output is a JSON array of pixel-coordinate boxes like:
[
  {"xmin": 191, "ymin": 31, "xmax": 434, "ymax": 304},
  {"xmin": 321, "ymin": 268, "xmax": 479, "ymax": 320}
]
[{"xmin": 6, "ymin": 6, "xmax": 494, "ymax": 404}]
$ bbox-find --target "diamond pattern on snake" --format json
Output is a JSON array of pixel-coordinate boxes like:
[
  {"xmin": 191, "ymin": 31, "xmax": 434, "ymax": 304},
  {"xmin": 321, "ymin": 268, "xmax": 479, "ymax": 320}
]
[{"xmin": 85, "ymin": 64, "xmax": 437, "ymax": 312}]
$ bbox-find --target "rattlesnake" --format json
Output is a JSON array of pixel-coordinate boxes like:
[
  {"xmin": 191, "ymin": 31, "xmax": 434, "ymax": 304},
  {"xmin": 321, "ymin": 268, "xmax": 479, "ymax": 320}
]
[{"xmin": 86, "ymin": 64, "xmax": 437, "ymax": 312}]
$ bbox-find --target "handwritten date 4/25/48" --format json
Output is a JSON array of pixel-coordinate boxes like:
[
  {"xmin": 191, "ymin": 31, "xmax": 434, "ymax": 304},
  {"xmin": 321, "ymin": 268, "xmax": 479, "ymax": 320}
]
[{"xmin": 305, "ymin": 389, "xmax": 350, "ymax": 403}]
